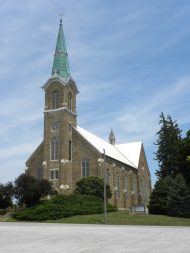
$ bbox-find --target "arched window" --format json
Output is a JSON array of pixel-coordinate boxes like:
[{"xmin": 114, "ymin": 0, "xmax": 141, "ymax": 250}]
[
  {"xmin": 142, "ymin": 176, "xmax": 146, "ymax": 196},
  {"xmin": 124, "ymin": 176, "xmax": 128, "ymax": 199},
  {"xmin": 81, "ymin": 160, "xmax": 89, "ymax": 177},
  {"xmin": 114, "ymin": 176, "xmax": 120, "ymax": 198},
  {"xmin": 132, "ymin": 176, "xmax": 137, "ymax": 193},
  {"xmin": 52, "ymin": 90, "xmax": 60, "ymax": 109},
  {"xmin": 106, "ymin": 168, "xmax": 111, "ymax": 185},
  {"xmin": 68, "ymin": 93, "xmax": 72, "ymax": 111},
  {"xmin": 36, "ymin": 163, "xmax": 43, "ymax": 180},
  {"xmin": 69, "ymin": 140, "xmax": 72, "ymax": 161},
  {"xmin": 125, "ymin": 176, "xmax": 128, "ymax": 192},
  {"xmin": 51, "ymin": 136, "xmax": 59, "ymax": 160}
]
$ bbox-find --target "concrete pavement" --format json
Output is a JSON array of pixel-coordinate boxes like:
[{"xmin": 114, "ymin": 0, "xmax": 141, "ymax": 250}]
[{"xmin": 0, "ymin": 223, "xmax": 190, "ymax": 253}]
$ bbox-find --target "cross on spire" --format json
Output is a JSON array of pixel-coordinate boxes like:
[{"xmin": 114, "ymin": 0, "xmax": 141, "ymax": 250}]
[{"xmin": 59, "ymin": 13, "xmax": 64, "ymax": 24}]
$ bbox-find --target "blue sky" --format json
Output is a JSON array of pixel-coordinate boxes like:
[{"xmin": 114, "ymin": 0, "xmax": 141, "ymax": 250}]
[{"xmin": 0, "ymin": 0, "xmax": 190, "ymax": 185}]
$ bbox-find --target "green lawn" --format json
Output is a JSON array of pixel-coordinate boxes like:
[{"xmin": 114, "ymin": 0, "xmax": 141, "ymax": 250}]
[{"xmin": 46, "ymin": 211, "xmax": 190, "ymax": 226}]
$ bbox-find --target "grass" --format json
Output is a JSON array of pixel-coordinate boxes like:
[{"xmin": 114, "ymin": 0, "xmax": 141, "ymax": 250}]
[{"xmin": 46, "ymin": 210, "xmax": 190, "ymax": 226}]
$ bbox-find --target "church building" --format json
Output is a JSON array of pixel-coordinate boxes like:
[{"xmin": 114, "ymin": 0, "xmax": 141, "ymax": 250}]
[{"xmin": 26, "ymin": 19, "xmax": 151, "ymax": 209}]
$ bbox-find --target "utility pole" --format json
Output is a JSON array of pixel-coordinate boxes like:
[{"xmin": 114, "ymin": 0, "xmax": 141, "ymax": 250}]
[{"xmin": 103, "ymin": 149, "xmax": 108, "ymax": 224}]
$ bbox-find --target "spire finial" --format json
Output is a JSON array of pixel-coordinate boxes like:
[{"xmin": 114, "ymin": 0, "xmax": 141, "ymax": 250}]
[
  {"xmin": 109, "ymin": 128, "xmax": 116, "ymax": 145},
  {"xmin": 59, "ymin": 13, "xmax": 64, "ymax": 24}
]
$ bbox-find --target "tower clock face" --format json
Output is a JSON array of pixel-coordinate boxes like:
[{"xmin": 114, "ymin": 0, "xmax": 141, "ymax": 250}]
[{"xmin": 51, "ymin": 121, "xmax": 59, "ymax": 130}]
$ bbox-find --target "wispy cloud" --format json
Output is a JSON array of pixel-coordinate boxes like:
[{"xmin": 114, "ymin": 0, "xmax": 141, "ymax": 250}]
[{"xmin": 118, "ymin": 74, "xmax": 190, "ymax": 142}]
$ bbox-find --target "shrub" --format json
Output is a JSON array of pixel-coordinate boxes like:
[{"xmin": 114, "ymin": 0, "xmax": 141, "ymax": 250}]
[
  {"xmin": 13, "ymin": 194, "xmax": 117, "ymax": 221},
  {"xmin": 0, "ymin": 209, "xmax": 6, "ymax": 215},
  {"xmin": 74, "ymin": 176, "xmax": 112, "ymax": 199}
]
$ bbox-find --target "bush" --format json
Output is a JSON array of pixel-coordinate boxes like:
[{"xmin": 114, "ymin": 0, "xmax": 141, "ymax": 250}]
[
  {"xmin": 74, "ymin": 176, "xmax": 112, "ymax": 199},
  {"xmin": 13, "ymin": 194, "xmax": 117, "ymax": 221},
  {"xmin": 0, "ymin": 209, "xmax": 6, "ymax": 215}
]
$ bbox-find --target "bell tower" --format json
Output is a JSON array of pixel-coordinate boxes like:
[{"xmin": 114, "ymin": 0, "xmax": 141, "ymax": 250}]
[{"xmin": 41, "ymin": 18, "xmax": 79, "ymax": 191}]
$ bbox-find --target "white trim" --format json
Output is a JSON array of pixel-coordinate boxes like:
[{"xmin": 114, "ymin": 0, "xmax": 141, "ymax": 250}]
[
  {"xmin": 42, "ymin": 75, "xmax": 79, "ymax": 94},
  {"xmin": 61, "ymin": 159, "xmax": 69, "ymax": 164},
  {"xmin": 44, "ymin": 106, "xmax": 77, "ymax": 116}
]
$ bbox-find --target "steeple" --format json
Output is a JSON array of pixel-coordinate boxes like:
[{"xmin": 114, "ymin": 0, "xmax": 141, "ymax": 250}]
[
  {"xmin": 52, "ymin": 18, "xmax": 70, "ymax": 80},
  {"xmin": 109, "ymin": 129, "xmax": 116, "ymax": 145}
]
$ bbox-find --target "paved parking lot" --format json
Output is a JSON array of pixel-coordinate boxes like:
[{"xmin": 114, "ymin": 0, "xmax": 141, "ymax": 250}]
[{"xmin": 0, "ymin": 223, "xmax": 190, "ymax": 253}]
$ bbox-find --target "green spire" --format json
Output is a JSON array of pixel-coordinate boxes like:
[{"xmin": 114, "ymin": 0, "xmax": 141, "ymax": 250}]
[{"xmin": 52, "ymin": 19, "xmax": 70, "ymax": 80}]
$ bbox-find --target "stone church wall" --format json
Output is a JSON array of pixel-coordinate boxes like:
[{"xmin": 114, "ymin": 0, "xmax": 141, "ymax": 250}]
[
  {"xmin": 72, "ymin": 129, "xmax": 140, "ymax": 209},
  {"xmin": 26, "ymin": 143, "xmax": 44, "ymax": 179},
  {"xmin": 137, "ymin": 146, "xmax": 152, "ymax": 206},
  {"xmin": 72, "ymin": 128, "xmax": 100, "ymax": 188}
]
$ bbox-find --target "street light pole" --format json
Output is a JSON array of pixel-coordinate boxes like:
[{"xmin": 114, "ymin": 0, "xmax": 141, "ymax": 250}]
[{"xmin": 103, "ymin": 149, "xmax": 107, "ymax": 224}]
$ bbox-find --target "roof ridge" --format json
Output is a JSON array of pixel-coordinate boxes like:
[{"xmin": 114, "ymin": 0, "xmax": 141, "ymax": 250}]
[
  {"xmin": 116, "ymin": 141, "xmax": 142, "ymax": 146},
  {"xmin": 75, "ymin": 126, "xmax": 137, "ymax": 169}
]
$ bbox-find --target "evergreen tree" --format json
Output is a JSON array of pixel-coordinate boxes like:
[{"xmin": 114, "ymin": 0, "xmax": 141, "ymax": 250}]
[
  {"xmin": 148, "ymin": 176, "xmax": 173, "ymax": 215},
  {"xmin": 167, "ymin": 174, "xmax": 190, "ymax": 218},
  {"xmin": 155, "ymin": 112, "xmax": 181, "ymax": 179},
  {"xmin": 178, "ymin": 130, "xmax": 190, "ymax": 187},
  {"xmin": 150, "ymin": 114, "xmax": 190, "ymax": 217}
]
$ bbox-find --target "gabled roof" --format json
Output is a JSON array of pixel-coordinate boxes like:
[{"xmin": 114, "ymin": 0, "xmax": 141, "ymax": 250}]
[
  {"xmin": 75, "ymin": 126, "xmax": 142, "ymax": 169},
  {"xmin": 26, "ymin": 141, "xmax": 44, "ymax": 164},
  {"xmin": 116, "ymin": 142, "xmax": 142, "ymax": 168}
]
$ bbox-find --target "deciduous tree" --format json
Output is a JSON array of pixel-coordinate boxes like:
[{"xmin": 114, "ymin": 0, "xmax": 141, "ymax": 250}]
[
  {"xmin": 14, "ymin": 174, "xmax": 53, "ymax": 207},
  {"xmin": 0, "ymin": 182, "xmax": 14, "ymax": 209}
]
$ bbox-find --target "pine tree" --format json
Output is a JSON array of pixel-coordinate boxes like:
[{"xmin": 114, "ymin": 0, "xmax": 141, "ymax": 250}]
[
  {"xmin": 155, "ymin": 112, "xmax": 181, "ymax": 179},
  {"xmin": 167, "ymin": 174, "xmax": 190, "ymax": 218},
  {"xmin": 148, "ymin": 176, "xmax": 173, "ymax": 215},
  {"xmin": 178, "ymin": 130, "xmax": 190, "ymax": 187},
  {"xmin": 150, "ymin": 114, "xmax": 190, "ymax": 217}
]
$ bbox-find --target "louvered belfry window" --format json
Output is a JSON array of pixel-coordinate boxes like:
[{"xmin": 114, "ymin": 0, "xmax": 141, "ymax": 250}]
[
  {"xmin": 68, "ymin": 93, "xmax": 72, "ymax": 111},
  {"xmin": 52, "ymin": 90, "xmax": 60, "ymax": 109}
]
